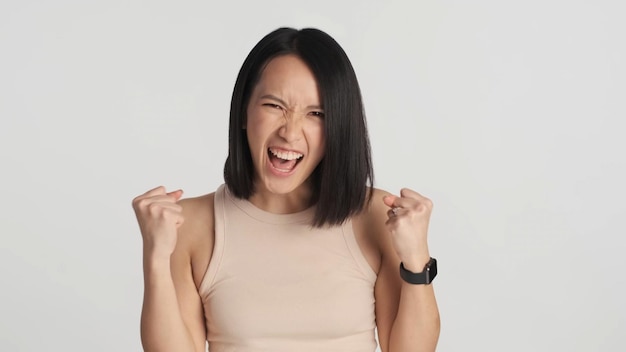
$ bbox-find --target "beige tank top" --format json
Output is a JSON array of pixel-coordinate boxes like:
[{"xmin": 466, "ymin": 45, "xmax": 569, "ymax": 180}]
[{"xmin": 198, "ymin": 185, "xmax": 378, "ymax": 351}]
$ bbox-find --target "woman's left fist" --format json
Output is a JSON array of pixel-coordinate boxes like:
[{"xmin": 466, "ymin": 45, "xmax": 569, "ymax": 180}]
[{"xmin": 383, "ymin": 188, "xmax": 433, "ymax": 271}]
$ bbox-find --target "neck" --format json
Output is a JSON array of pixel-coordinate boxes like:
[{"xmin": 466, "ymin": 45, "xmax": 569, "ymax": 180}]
[{"xmin": 249, "ymin": 182, "xmax": 315, "ymax": 214}]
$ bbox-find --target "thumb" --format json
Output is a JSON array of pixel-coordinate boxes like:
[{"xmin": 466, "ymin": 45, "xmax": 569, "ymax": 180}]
[
  {"xmin": 167, "ymin": 189, "xmax": 184, "ymax": 201},
  {"xmin": 383, "ymin": 195, "xmax": 397, "ymax": 208}
]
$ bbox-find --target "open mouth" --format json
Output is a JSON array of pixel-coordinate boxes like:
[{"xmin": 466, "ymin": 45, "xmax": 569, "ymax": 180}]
[{"xmin": 267, "ymin": 147, "xmax": 304, "ymax": 173}]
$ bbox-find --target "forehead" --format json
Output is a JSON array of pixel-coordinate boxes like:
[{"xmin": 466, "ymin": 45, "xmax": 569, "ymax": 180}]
[{"xmin": 253, "ymin": 55, "xmax": 321, "ymax": 103}]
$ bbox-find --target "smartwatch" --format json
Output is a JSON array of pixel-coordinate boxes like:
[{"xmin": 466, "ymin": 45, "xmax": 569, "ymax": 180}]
[{"xmin": 399, "ymin": 257, "xmax": 437, "ymax": 285}]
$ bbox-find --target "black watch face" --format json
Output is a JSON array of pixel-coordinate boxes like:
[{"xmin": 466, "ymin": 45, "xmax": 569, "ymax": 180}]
[{"xmin": 427, "ymin": 258, "xmax": 437, "ymax": 283}]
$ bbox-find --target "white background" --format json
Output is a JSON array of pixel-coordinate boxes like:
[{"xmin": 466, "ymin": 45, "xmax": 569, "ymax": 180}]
[{"xmin": 1, "ymin": 0, "xmax": 625, "ymax": 351}]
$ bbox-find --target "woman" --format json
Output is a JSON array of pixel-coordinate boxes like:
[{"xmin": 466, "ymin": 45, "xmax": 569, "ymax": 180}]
[{"xmin": 132, "ymin": 27, "xmax": 440, "ymax": 352}]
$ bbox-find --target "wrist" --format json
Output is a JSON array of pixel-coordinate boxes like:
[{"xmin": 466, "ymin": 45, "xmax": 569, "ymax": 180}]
[
  {"xmin": 401, "ymin": 252, "xmax": 431, "ymax": 273},
  {"xmin": 142, "ymin": 239, "xmax": 174, "ymax": 259},
  {"xmin": 142, "ymin": 256, "xmax": 173, "ymax": 287},
  {"xmin": 400, "ymin": 257, "xmax": 438, "ymax": 285},
  {"xmin": 143, "ymin": 248, "xmax": 172, "ymax": 270}
]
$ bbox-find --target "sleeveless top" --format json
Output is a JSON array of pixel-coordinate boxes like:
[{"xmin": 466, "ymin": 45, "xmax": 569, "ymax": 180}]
[{"xmin": 198, "ymin": 185, "xmax": 378, "ymax": 352}]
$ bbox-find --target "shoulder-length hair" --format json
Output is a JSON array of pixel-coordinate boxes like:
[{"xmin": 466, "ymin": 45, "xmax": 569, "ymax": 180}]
[{"xmin": 224, "ymin": 27, "xmax": 374, "ymax": 227}]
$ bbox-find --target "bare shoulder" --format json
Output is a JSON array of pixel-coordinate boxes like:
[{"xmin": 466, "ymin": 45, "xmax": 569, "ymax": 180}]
[
  {"xmin": 178, "ymin": 193, "xmax": 215, "ymax": 239},
  {"xmin": 176, "ymin": 192, "xmax": 215, "ymax": 289},
  {"xmin": 355, "ymin": 187, "xmax": 404, "ymax": 262},
  {"xmin": 366, "ymin": 188, "xmax": 393, "ymax": 214},
  {"xmin": 353, "ymin": 187, "xmax": 393, "ymax": 240},
  {"xmin": 352, "ymin": 187, "xmax": 395, "ymax": 274}
]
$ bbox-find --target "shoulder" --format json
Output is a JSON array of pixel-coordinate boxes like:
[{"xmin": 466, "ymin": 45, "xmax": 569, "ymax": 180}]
[
  {"xmin": 353, "ymin": 187, "xmax": 392, "ymax": 238},
  {"xmin": 351, "ymin": 188, "xmax": 395, "ymax": 273},
  {"xmin": 355, "ymin": 187, "xmax": 405, "ymax": 262},
  {"xmin": 363, "ymin": 187, "xmax": 392, "ymax": 216},
  {"xmin": 175, "ymin": 192, "xmax": 216, "ymax": 288},
  {"xmin": 178, "ymin": 193, "xmax": 215, "ymax": 245},
  {"xmin": 179, "ymin": 193, "xmax": 215, "ymax": 227}
]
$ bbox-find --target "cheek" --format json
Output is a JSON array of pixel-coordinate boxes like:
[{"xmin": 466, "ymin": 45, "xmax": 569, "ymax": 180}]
[
  {"xmin": 316, "ymin": 131, "xmax": 326, "ymax": 154},
  {"xmin": 306, "ymin": 122, "xmax": 326, "ymax": 158},
  {"xmin": 245, "ymin": 125, "xmax": 265, "ymax": 161},
  {"xmin": 245, "ymin": 114, "xmax": 267, "ymax": 146},
  {"xmin": 315, "ymin": 122, "xmax": 326, "ymax": 148}
]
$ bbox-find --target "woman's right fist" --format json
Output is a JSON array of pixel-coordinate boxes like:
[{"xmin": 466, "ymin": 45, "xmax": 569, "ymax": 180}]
[{"xmin": 132, "ymin": 186, "xmax": 184, "ymax": 258}]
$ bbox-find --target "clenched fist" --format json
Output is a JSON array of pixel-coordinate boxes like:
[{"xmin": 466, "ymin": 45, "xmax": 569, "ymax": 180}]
[
  {"xmin": 383, "ymin": 188, "xmax": 433, "ymax": 272},
  {"xmin": 132, "ymin": 186, "xmax": 184, "ymax": 259}
]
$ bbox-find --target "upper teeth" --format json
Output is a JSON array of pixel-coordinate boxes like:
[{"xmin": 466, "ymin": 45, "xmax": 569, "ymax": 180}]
[{"xmin": 269, "ymin": 148, "xmax": 303, "ymax": 161}]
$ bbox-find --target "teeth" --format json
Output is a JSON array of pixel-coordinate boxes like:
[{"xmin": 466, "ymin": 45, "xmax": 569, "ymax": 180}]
[{"xmin": 269, "ymin": 148, "xmax": 303, "ymax": 161}]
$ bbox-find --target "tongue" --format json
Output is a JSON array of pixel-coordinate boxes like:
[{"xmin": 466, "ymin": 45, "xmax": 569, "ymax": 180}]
[{"xmin": 270, "ymin": 155, "xmax": 297, "ymax": 171}]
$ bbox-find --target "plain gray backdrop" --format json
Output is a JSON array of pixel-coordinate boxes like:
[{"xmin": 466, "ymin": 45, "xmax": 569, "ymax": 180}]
[{"xmin": 1, "ymin": 0, "xmax": 625, "ymax": 351}]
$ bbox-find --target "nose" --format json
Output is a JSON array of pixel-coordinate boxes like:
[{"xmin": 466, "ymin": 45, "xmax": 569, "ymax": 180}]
[{"xmin": 278, "ymin": 112, "xmax": 303, "ymax": 143}]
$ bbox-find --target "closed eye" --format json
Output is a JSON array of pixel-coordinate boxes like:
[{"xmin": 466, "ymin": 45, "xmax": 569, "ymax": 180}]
[{"xmin": 263, "ymin": 103, "xmax": 283, "ymax": 110}]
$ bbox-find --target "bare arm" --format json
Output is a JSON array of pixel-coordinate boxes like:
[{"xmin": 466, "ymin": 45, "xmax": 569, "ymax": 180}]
[
  {"xmin": 377, "ymin": 253, "xmax": 440, "ymax": 352},
  {"xmin": 141, "ymin": 250, "xmax": 205, "ymax": 352},
  {"xmin": 369, "ymin": 189, "xmax": 440, "ymax": 352},
  {"xmin": 133, "ymin": 188, "xmax": 209, "ymax": 352}
]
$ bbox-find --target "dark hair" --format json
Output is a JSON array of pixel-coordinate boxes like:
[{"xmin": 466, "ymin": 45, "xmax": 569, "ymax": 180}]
[{"xmin": 224, "ymin": 27, "xmax": 374, "ymax": 227}]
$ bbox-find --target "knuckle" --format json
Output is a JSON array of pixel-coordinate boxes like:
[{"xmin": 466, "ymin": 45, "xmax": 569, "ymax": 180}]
[
  {"xmin": 147, "ymin": 202, "xmax": 162, "ymax": 215},
  {"xmin": 136, "ymin": 198, "xmax": 150, "ymax": 210},
  {"xmin": 415, "ymin": 205, "xmax": 427, "ymax": 215}
]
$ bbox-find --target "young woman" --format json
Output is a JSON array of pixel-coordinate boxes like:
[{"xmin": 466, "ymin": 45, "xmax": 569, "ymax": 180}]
[{"xmin": 132, "ymin": 27, "xmax": 440, "ymax": 352}]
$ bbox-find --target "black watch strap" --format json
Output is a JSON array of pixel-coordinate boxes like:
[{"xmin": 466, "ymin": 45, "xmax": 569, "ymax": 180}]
[{"xmin": 399, "ymin": 257, "xmax": 437, "ymax": 285}]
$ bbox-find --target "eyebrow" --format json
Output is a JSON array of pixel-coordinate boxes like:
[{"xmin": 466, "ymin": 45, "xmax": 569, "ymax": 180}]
[{"xmin": 259, "ymin": 94, "xmax": 323, "ymax": 110}]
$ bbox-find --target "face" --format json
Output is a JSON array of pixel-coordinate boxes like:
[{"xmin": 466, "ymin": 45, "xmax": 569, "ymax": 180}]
[{"xmin": 245, "ymin": 54, "xmax": 326, "ymax": 198}]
